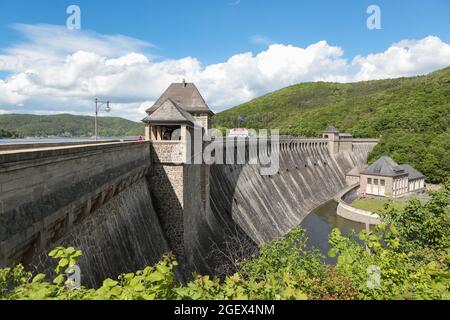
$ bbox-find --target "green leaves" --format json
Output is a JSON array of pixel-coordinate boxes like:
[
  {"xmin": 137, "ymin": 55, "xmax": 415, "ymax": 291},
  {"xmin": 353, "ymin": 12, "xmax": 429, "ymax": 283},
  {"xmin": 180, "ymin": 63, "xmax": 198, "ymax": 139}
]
[
  {"xmin": 1, "ymin": 187, "xmax": 449, "ymax": 302},
  {"xmin": 49, "ymin": 247, "xmax": 83, "ymax": 274},
  {"xmin": 32, "ymin": 274, "xmax": 46, "ymax": 283}
]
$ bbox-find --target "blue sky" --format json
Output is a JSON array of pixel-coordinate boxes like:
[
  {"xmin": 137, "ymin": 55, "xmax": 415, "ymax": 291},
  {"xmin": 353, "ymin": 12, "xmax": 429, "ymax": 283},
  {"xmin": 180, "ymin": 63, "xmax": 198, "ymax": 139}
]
[
  {"xmin": 1, "ymin": 0, "xmax": 449, "ymax": 63},
  {"xmin": 0, "ymin": 0, "xmax": 449, "ymax": 120}
]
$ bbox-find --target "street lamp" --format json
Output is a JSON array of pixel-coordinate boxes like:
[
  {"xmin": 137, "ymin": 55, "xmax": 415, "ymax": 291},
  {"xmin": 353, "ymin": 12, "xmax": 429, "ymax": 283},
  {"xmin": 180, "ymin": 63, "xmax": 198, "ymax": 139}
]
[{"xmin": 94, "ymin": 98, "xmax": 111, "ymax": 141}]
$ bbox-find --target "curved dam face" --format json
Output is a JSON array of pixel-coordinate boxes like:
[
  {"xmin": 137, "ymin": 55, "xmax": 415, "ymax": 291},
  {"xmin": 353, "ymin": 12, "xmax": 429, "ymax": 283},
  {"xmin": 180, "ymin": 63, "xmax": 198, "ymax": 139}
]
[
  {"xmin": 33, "ymin": 178, "xmax": 170, "ymax": 287},
  {"xmin": 0, "ymin": 142, "xmax": 169, "ymax": 288},
  {"xmin": 0, "ymin": 138, "xmax": 377, "ymax": 286},
  {"xmin": 210, "ymin": 141, "xmax": 376, "ymax": 245}
]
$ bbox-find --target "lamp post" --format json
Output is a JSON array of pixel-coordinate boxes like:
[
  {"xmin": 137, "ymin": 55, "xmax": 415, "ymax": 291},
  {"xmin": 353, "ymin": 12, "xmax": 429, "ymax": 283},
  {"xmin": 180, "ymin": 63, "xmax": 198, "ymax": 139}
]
[{"xmin": 94, "ymin": 98, "xmax": 111, "ymax": 141}]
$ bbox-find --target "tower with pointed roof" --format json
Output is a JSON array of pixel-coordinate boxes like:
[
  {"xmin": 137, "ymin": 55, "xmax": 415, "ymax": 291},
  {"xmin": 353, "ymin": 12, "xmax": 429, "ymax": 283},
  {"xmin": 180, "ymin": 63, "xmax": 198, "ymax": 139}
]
[
  {"xmin": 142, "ymin": 82, "xmax": 213, "ymax": 276},
  {"xmin": 143, "ymin": 81, "xmax": 214, "ymax": 141}
]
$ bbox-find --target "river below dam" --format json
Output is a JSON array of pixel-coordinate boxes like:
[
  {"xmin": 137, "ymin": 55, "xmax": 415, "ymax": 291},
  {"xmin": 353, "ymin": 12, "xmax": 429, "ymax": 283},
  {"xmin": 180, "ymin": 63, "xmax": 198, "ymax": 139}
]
[{"xmin": 300, "ymin": 200, "xmax": 366, "ymax": 263}]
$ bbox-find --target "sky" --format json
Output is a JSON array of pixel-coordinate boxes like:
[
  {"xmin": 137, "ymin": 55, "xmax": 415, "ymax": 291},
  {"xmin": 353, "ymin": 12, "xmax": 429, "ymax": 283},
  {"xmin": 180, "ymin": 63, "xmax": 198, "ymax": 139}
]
[{"xmin": 0, "ymin": 0, "xmax": 449, "ymax": 121}]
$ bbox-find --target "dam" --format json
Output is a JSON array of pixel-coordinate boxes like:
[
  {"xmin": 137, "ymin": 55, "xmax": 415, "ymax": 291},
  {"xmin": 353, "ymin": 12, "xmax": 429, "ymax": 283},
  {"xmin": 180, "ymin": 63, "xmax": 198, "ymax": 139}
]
[{"xmin": 0, "ymin": 83, "xmax": 378, "ymax": 287}]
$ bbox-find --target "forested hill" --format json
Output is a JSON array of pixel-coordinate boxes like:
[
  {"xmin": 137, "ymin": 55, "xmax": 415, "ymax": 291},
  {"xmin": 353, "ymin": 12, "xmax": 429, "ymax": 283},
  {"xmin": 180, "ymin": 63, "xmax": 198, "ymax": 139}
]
[
  {"xmin": 213, "ymin": 67, "xmax": 450, "ymax": 183},
  {"xmin": 0, "ymin": 114, "xmax": 144, "ymax": 138}
]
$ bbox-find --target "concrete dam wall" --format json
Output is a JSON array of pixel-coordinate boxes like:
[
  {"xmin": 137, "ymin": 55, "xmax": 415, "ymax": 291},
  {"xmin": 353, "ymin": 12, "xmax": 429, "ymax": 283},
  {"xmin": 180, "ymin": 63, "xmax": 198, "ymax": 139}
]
[
  {"xmin": 0, "ymin": 138, "xmax": 377, "ymax": 286},
  {"xmin": 0, "ymin": 142, "xmax": 169, "ymax": 287},
  {"xmin": 210, "ymin": 140, "xmax": 377, "ymax": 245}
]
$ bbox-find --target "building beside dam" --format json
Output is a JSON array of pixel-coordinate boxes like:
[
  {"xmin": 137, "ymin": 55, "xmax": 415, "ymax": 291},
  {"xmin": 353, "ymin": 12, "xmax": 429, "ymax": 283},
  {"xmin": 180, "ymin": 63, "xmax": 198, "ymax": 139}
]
[
  {"xmin": 0, "ymin": 82, "xmax": 379, "ymax": 287},
  {"xmin": 359, "ymin": 156, "xmax": 425, "ymax": 198}
]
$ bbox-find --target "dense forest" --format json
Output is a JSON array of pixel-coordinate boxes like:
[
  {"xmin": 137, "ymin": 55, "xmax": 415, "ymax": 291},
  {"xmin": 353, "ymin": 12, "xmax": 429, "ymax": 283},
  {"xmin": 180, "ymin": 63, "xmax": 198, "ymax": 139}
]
[
  {"xmin": 213, "ymin": 67, "xmax": 450, "ymax": 183},
  {"xmin": 0, "ymin": 128, "xmax": 21, "ymax": 138},
  {"xmin": 1, "ymin": 180, "xmax": 448, "ymax": 300},
  {"xmin": 0, "ymin": 114, "xmax": 144, "ymax": 138}
]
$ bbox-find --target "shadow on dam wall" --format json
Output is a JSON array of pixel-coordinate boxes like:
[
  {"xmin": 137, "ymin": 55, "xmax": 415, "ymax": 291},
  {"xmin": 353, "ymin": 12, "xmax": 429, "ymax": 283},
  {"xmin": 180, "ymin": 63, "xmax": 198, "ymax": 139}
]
[
  {"xmin": 209, "ymin": 142, "xmax": 375, "ymax": 245},
  {"xmin": 31, "ymin": 178, "xmax": 170, "ymax": 288},
  {"xmin": 0, "ymin": 142, "xmax": 172, "ymax": 288}
]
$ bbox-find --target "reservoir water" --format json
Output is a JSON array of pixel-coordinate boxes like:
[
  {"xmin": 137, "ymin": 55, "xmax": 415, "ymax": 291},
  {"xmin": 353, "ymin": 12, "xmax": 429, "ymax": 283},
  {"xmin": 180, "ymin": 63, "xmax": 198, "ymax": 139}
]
[{"xmin": 300, "ymin": 200, "xmax": 366, "ymax": 263}]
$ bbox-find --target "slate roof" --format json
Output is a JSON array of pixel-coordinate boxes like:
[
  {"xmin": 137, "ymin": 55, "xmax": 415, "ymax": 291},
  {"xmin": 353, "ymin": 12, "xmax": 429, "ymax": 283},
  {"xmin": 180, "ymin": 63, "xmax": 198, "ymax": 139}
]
[
  {"xmin": 361, "ymin": 156, "xmax": 426, "ymax": 179},
  {"xmin": 146, "ymin": 82, "xmax": 213, "ymax": 115},
  {"xmin": 142, "ymin": 99, "xmax": 195, "ymax": 126},
  {"xmin": 361, "ymin": 156, "xmax": 407, "ymax": 177},
  {"xmin": 398, "ymin": 164, "xmax": 425, "ymax": 180}
]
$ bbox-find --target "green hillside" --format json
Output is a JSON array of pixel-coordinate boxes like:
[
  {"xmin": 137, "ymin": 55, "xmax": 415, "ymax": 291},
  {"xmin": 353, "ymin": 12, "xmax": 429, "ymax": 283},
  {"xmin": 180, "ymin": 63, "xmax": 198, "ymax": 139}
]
[
  {"xmin": 0, "ymin": 113, "xmax": 144, "ymax": 138},
  {"xmin": 214, "ymin": 67, "xmax": 450, "ymax": 183}
]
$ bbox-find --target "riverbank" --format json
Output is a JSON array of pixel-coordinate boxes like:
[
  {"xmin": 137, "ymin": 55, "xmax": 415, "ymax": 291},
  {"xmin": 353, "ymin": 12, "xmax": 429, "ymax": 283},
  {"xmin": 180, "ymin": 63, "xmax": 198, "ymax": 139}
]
[{"xmin": 334, "ymin": 184, "xmax": 381, "ymax": 225}]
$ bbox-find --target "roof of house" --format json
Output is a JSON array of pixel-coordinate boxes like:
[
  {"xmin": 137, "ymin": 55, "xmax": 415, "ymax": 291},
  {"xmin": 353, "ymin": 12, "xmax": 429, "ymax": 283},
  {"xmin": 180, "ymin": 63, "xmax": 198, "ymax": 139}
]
[
  {"xmin": 398, "ymin": 164, "xmax": 425, "ymax": 180},
  {"xmin": 142, "ymin": 98, "xmax": 195, "ymax": 126},
  {"xmin": 146, "ymin": 82, "xmax": 214, "ymax": 115},
  {"xmin": 361, "ymin": 156, "xmax": 407, "ymax": 177}
]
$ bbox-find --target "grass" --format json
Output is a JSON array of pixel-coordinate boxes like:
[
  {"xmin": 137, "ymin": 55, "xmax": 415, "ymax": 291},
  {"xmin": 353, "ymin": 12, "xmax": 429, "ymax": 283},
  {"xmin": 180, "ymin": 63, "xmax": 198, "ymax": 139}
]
[{"xmin": 351, "ymin": 197, "xmax": 406, "ymax": 213}]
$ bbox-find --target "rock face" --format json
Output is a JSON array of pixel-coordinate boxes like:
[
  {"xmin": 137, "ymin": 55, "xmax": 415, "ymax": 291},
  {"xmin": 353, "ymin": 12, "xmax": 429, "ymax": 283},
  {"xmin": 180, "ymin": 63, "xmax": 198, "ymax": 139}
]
[{"xmin": 209, "ymin": 141, "xmax": 376, "ymax": 245}]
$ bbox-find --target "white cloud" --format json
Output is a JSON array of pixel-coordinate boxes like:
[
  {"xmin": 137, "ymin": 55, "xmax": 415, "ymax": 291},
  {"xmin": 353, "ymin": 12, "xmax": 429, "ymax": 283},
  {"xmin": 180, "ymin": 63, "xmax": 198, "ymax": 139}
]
[
  {"xmin": 250, "ymin": 35, "xmax": 273, "ymax": 46},
  {"xmin": 352, "ymin": 36, "xmax": 450, "ymax": 80},
  {"xmin": 0, "ymin": 24, "xmax": 449, "ymax": 121},
  {"xmin": 0, "ymin": 78, "xmax": 29, "ymax": 105}
]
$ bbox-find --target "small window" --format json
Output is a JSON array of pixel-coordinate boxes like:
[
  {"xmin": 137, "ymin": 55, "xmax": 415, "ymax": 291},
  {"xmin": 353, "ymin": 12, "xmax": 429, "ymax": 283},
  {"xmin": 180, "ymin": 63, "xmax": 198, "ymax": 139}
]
[
  {"xmin": 374, "ymin": 179, "xmax": 379, "ymax": 185},
  {"xmin": 380, "ymin": 179, "xmax": 385, "ymax": 186},
  {"xmin": 367, "ymin": 178, "xmax": 372, "ymax": 184}
]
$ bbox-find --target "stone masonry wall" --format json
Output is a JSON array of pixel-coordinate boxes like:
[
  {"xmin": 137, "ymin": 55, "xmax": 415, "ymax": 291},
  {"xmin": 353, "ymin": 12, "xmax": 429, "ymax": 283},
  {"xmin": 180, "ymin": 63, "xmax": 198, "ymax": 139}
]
[
  {"xmin": 149, "ymin": 164, "xmax": 185, "ymax": 267},
  {"xmin": 151, "ymin": 141, "xmax": 185, "ymax": 163}
]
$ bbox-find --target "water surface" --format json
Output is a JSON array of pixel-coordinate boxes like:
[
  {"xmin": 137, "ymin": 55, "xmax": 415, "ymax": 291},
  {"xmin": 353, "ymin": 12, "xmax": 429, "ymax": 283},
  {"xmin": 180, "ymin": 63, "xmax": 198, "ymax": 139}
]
[{"xmin": 300, "ymin": 200, "xmax": 366, "ymax": 263}]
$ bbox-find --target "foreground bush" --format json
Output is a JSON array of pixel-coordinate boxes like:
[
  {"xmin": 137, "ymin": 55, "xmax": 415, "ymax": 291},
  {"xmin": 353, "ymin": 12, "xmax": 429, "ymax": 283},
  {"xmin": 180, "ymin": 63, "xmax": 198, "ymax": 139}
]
[{"xmin": 1, "ymin": 185, "xmax": 449, "ymax": 300}]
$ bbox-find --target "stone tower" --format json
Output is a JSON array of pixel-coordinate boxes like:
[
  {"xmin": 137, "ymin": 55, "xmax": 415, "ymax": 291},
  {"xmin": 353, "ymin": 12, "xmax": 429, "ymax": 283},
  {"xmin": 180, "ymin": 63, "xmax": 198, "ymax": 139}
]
[
  {"xmin": 323, "ymin": 125, "xmax": 353, "ymax": 156},
  {"xmin": 142, "ymin": 82, "xmax": 213, "ymax": 276},
  {"xmin": 323, "ymin": 125, "xmax": 340, "ymax": 155}
]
